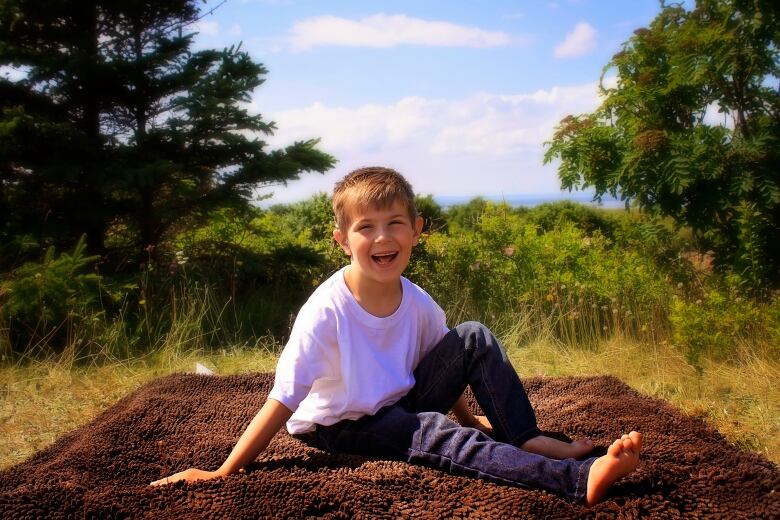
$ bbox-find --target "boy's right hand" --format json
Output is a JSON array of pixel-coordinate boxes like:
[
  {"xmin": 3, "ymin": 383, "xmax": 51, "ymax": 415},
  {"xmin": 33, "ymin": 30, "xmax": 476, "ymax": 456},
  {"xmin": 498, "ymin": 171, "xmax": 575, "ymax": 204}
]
[
  {"xmin": 148, "ymin": 399, "xmax": 292, "ymax": 489},
  {"xmin": 150, "ymin": 468, "xmax": 222, "ymax": 487}
]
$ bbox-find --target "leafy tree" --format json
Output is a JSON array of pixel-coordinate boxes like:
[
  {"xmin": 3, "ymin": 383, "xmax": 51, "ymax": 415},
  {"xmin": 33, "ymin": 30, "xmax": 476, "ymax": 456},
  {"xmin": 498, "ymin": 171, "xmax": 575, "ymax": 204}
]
[
  {"xmin": 0, "ymin": 0, "xmax": 334, "ymax": 265},
  {"xmin": 544, "ymin": 0, "xmax": 779, "ymax": 290}
]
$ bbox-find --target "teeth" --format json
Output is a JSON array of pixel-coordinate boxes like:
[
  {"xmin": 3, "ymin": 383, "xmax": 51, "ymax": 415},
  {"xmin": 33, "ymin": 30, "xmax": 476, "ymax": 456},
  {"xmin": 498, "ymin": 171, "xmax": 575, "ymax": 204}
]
[{"xmin": 372, "ymin": 252, "xmax": 396, "ymax": 264}]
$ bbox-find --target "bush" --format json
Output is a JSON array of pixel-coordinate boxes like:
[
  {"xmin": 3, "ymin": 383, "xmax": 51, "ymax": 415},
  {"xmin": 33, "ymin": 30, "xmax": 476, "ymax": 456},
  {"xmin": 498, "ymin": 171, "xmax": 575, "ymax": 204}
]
[
  {"xmin": 407, "ymin": 203, "xmax": 672, "ymax": 344},
  {"xmin": 444, "ymin": 197, "xmax": 490, "ymax": 232},
  {"xmin": 174, "ymin": 203, "xmax": 342, "ymax": 341},
  {"xmin": 670, "ymin": 287, "xmax": 780, "ymax": 366},
  {"xmin": 415, "ymin": 194, "xmax": 447, "ymax": 233},
  {"xmin": 524, "ymin": 200, "xmax": 618, "ymax": 238},
  {"xmin": 0, "ymin": 236, "xmax": 103, "ymax": 355}
]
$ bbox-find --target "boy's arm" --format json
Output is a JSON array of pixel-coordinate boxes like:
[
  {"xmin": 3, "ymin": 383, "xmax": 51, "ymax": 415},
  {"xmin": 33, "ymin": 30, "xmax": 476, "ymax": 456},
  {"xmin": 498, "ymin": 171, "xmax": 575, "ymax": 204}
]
[
  {"xmin": 150, "ymin": 398, "xmax": 292, "ymax": 486},
  {"xmin": 452, "ymin": 394, "xmax": 493, "ymax": 434}
]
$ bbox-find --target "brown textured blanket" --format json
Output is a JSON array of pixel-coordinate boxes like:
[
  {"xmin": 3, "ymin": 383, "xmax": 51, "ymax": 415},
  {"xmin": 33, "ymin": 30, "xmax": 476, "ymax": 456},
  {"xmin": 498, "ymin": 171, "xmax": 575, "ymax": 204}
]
[{"xmin": 1, "ymin": 373, "xmax": 778, "ymax": 519}]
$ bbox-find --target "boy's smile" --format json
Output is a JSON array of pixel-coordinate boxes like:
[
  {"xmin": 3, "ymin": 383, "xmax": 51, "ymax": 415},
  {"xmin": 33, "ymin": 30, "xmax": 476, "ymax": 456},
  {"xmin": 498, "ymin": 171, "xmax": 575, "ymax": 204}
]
[{"xmin": 333, "ymin": 199, "xmax": 423, "ymax": 303}]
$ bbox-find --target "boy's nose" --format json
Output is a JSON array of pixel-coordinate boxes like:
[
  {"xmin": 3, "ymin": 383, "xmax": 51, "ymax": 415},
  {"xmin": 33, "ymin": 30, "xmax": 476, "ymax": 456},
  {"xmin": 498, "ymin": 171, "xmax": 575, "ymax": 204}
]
[{"xmin": 374, "ymin": 226, "xmax": 391, "ymax": 241}]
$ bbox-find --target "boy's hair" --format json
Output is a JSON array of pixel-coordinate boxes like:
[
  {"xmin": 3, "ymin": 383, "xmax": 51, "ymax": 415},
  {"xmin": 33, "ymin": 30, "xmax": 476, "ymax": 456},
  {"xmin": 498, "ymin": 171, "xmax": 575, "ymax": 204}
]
[{"xmin": 332, "ymin": 167, "xmax": 418, "ymax": 230}]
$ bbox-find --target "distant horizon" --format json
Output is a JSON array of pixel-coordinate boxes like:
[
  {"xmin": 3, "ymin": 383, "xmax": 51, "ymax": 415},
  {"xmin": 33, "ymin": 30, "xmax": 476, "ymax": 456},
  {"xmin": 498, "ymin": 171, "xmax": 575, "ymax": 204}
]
[
  {"xmin": 258, "ymin": 190, "xmax": 625, "ymax": 209},
  {"xmin": 431, "ymin": 192, "xmax": 623, "ymax": 208}
]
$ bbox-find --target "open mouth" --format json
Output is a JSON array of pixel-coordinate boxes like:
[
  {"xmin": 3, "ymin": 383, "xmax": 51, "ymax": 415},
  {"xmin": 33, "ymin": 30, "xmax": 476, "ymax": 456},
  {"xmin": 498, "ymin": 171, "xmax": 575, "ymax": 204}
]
[{"xmin": 371, "ymin": 251, "xmax": 398, "ymax": 265}]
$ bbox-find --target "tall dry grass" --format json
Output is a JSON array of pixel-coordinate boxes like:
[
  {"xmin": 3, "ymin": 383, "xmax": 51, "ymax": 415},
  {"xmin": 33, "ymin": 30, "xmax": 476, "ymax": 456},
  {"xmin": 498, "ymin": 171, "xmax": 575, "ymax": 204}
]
[{"xmin": 2, "ymin": 330, "xmax": 777, "ymax": 470}]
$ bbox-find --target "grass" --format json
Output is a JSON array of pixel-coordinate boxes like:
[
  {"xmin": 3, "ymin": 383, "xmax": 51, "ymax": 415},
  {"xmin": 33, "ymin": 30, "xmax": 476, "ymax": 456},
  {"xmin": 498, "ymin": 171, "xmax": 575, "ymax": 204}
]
[
  {"xmin": 2, "ymin": 334, "xmax": 778, "ymax": 470},
  {"xmin": 0, "ymin": 346, "xmax": 279, "ymax": 470},
  {"xmin": 506, "ymin": 337, "xmax": 780, "ymax": 462}
]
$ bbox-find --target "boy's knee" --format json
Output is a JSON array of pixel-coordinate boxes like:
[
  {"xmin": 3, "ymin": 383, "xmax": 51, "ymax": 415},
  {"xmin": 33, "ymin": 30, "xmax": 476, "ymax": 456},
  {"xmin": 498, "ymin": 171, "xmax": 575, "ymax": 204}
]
[
  {"xmin": 454, "ymin": 321, "xmax": 490, "ymax": 338},
  {"xmin": 454, "ymin": 321, "xmax": 508, "ymax": 361}
]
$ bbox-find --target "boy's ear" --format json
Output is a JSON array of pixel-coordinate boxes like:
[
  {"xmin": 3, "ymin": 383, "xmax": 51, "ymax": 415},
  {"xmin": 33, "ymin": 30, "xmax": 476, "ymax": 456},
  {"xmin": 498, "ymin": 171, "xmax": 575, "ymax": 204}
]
[
  {"xmin": 333, "ymin": 227, "xmax": 351, "ymax": 256},
  {"xmin": 412, "ymin": 215, "xmax": 424, "ymax": 245}
]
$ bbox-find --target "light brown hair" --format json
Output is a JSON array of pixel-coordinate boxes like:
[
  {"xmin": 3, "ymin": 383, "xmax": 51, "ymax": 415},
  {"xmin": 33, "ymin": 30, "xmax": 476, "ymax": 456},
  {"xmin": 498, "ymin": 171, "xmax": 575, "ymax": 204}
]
[{"xmin": 332, "ymin": 167, "xmax": 418, "ymax": 230}]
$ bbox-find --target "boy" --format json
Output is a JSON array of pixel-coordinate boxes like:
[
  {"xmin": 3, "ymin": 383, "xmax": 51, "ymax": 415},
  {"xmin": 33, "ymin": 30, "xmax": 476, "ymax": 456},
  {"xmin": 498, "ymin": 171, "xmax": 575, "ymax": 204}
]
[{"xmin": 152, "ymin": 167, "xmax": 641, "ymax": 506}]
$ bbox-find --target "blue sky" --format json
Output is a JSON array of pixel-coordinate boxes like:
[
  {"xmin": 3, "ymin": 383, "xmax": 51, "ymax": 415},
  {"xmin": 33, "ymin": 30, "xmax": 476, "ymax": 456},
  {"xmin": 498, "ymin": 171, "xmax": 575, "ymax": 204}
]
[{"xmin": 194, "ymin": 1, "xmax": 674, "ymax": 202}]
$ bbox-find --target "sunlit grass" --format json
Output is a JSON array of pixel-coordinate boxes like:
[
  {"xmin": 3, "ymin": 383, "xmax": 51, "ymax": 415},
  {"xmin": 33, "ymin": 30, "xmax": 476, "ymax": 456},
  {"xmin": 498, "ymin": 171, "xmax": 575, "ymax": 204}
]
[
  {"xmin": 2, "ymin": 333, "xmax": 778, "ymax": 471},
  {"xmin": 505, "ymin": 335, "xmax": 780, "ymax": 464},
  {"xmin": 0, "ymin": 345, "xmax": 279, "ymax": 470}
]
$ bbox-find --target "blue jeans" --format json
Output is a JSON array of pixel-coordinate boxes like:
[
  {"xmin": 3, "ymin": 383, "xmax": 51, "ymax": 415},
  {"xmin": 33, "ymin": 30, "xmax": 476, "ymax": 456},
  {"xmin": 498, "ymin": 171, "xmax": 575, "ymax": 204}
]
[{"xmin": 303, "ymin": 321, "xmax": 596, "ymax": 504}]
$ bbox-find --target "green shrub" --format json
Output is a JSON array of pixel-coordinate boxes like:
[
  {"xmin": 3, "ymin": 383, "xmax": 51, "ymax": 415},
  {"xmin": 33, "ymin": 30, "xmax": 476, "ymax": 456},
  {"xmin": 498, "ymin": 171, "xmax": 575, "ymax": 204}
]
[
  {"xmin": 173, "ymin": 202, "xmax": 341, "ymax": 342},
  {"xmin": 0, "ymin": 236, "xmax": 103, "ymax": 355},
  {"xmin": 270, "ymin": 192, "xmax": 335, "ymax": 244},
  {"xmin": 408, "ymin": 203, "xmax": 672, "ymax": 345},
  {"xmin": 670, "ymin": 287, "xmax": 780, "ymax": 366},
  {"xmin": 415, "ymin": 194, "xmax": 447, "ymax": 233},
  {"xmin": 444, "ymin": 197, "xmax": 490, "ymax": 232},
  {"xmin": 524, "ymin": 200, "xmax": 618, "ymax": 238}
]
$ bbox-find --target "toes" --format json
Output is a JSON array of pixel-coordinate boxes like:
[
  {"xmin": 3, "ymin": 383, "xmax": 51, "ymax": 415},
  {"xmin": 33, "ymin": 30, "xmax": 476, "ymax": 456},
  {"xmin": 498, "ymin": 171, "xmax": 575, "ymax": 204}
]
[
  {"xmin": 628, "ymin": 431, "xmax": 642, "ymax": 452},
  {"xmin": 607, "ymin": 439, "xmax": 622, "ymax": 456}
]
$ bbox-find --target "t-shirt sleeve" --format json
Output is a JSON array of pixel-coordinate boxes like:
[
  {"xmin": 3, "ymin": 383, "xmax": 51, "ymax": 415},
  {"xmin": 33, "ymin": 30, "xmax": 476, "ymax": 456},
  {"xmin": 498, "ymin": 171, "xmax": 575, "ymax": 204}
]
[
  {"xmin": 268, "ymin": 320, "xmax": 335, "ymax": 412},
  {"xmin": 419, "ymin": 291, "xmax": 449, "ymax": 359}
]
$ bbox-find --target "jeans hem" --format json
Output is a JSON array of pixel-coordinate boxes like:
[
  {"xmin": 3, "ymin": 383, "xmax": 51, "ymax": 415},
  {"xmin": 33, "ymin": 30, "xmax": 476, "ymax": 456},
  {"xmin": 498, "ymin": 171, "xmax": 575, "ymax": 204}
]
[{"xmin": 573, "ymin": 456, "xmax": 597, "ymax": 505}]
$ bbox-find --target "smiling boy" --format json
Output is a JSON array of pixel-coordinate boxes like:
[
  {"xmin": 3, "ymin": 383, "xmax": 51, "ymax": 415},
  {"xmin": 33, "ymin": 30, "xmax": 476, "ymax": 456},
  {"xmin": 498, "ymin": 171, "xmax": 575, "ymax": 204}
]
[{"xmin": 152, "ymin": 167, "xmax": 641, "ymax": 506}]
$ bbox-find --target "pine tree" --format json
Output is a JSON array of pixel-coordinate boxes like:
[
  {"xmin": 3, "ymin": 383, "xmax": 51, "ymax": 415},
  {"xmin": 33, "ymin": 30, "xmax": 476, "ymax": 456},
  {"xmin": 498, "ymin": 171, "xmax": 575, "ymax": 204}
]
[{"xmin": 0, "ymin": 0, "xmax": 334, "ymax": 265}]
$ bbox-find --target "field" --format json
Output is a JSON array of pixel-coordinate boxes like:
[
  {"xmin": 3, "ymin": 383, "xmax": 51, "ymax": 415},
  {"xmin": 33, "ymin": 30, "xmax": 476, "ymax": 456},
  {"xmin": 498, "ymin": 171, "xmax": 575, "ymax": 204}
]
[{"xmin": 2, "ymin": 199, "xmax": 779, "ymax": 470}]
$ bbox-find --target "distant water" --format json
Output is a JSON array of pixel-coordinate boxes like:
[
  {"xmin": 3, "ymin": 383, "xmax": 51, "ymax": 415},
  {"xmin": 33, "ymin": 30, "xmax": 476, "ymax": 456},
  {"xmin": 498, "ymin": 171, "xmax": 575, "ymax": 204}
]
[{"xmin": 433, "ymin": 193, "xmax": 625, "ymax": 209}]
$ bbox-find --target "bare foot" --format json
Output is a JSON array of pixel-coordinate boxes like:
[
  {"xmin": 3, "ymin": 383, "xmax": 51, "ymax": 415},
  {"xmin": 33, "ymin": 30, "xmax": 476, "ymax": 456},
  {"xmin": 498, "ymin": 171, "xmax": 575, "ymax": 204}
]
[
  {"xmin": 585, "ymin": 431, "xmax": 642, "ymax": 506},
  {"xmin": 520, "ymin": 435, "xmax": 594, "ymax": 459}
]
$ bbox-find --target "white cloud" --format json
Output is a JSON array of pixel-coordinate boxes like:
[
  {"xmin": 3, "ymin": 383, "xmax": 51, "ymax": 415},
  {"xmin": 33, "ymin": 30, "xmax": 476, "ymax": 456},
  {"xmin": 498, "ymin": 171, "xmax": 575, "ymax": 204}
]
[
  {"xmin": 288, "ymin": 14, "xmax": 516, "ymax": 51},
  {"xmin": 252, "ymin": 82, "xmax": 606, "ymax": 202},
  {"xmin": 193, "ymin": 20, "xmax": 219, "ymax": 37},
  {"xmin": 554, "ymin": 22, "xmax": 597, "ymax": 58}
]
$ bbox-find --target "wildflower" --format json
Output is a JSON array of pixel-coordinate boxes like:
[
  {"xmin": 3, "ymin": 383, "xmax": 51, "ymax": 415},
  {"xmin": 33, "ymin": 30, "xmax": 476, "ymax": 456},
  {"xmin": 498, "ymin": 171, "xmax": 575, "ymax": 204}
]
[
  {"xmin": 601, "ymin": 305, "xmax": 608, "ymax": 311},
  {"xmin": 175, "ymin": 250, "xmax": 189, "ymax": 265},
  {"xmin": 695, "ymin": 299, "xmax": 702, "ymax": 304},
  {"xmin": 503, "ymin": 246, "xmax": 515, "ymax": 257},
  {"xmin": 560, "ymin": 284, "xmax": 567, "ymax": 291},
  {"xmin": 677, "ymin": 282, "xmax": 683, "ymax": 289},
  {"xmin": 581, "ymin": 237, "xmax": 592, "ymax": 247},
  {"xmin": 641, "ymin": 324, "xmax": 648, "ymax": 332},
  {"xmin": 471, "ymin": 261, "xmax": 481, "ymax": 271},
  {"xmin": 546, "ymin": 293, "xmax": 554, "ymax": 302},
  {"xmin": 612, "ymin": 308, "xmax": 618, "ymax": 314},
  {"xmin": 34, "ymin": 272, "xmax": 41, "ymax": 279}
]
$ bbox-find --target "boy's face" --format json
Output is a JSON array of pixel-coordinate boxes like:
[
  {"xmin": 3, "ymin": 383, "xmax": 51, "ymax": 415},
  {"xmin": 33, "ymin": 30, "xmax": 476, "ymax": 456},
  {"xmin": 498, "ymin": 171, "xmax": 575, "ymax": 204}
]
[{"xmin": 333, "ymin": 199, "xmax": 423, "ymax": 288}]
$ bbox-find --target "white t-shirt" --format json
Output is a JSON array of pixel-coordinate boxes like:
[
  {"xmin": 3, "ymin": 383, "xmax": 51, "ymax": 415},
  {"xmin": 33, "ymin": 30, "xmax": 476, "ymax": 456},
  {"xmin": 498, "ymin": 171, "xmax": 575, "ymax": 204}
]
[{"xmin": 268, "ymin": 266, "xmax": 449, "ymax": 434}]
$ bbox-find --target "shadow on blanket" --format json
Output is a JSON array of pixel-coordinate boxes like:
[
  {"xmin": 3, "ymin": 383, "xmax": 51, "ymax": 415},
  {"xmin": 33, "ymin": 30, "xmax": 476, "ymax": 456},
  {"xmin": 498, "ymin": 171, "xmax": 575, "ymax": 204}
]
[{"xmin": 1, "ymin": 373, "xmax": 778, "ymax": 518}]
